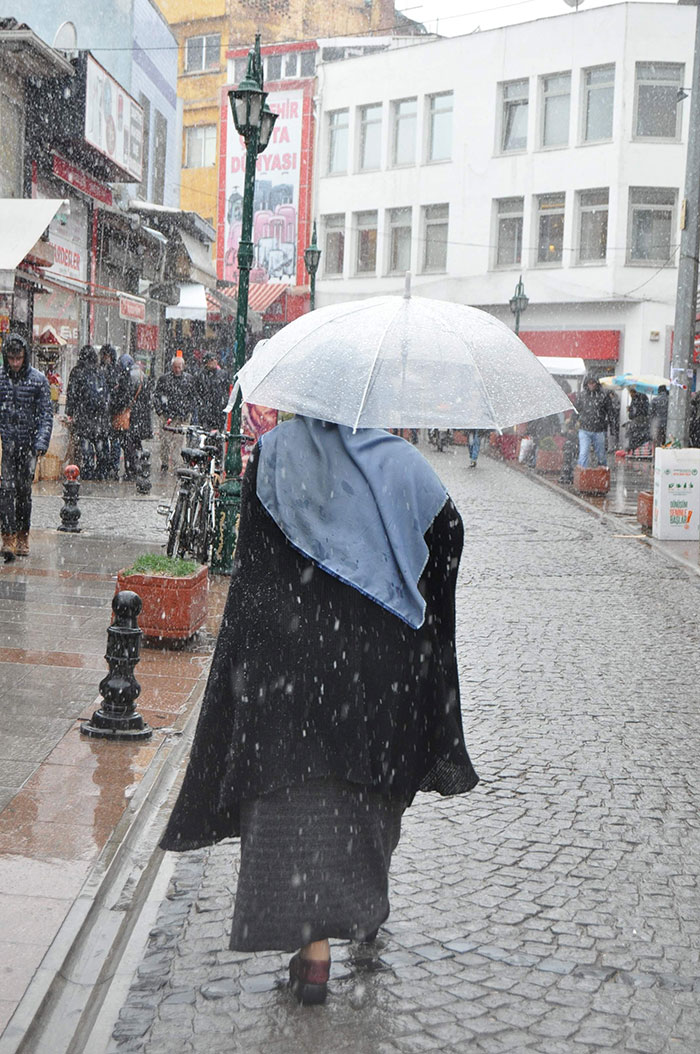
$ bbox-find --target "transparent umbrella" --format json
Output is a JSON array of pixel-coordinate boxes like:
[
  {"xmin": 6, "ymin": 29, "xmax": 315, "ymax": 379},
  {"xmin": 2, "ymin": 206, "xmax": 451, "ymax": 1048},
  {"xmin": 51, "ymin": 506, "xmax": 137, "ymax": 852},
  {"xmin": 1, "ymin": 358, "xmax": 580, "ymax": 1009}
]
[{"xmin": 236, "ymin": 287, "xmax": 573, "ymax": 430}]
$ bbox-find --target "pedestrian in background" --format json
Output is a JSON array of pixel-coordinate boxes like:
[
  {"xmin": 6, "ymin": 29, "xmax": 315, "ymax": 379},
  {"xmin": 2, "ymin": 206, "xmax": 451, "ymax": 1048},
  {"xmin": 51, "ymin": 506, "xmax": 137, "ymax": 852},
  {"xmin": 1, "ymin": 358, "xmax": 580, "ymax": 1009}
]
[
  {"xmin": 0, "ymin": 333, "xmax": 53, "ymax": 560},
  {"xmin": 127, "ymin": 360, "xmax": 153, "ymax": 477},
  {"xmin": 467, "ymin": 429, "xmax": 484, "ymax": 468},
  {"xmin": 160, "ymin": 416, "xmax": 479, "ymax": 1007},
  {"xmin": 153, "ymin": 356, "xmax": 195, "ymax": 473},
  {"xmin": 101, "ymin": 344, "xmax": 122, "ymax": 480},
  {"xmin": 689, "ymin": 392, "xmax": 700, "ymax": 448},
  {"xmin": 627, "ymin": 387, "xmax": 651, "ymax": 454},
  {"xmin": 650, "ymin": 385, "xmax": 669, "ymax": 447},
  {"xmin": 576, "ymin": 375, "xmax": 616, "ymax": 468},
  {"xmin": 65, "ymin": 345, "xmax": 110, "ymax": 480},
  {"xmin": 194, "ymin": 351, "xmax": 229, "ymax": 432},
  {"xmin": 110, "ymin": 354, "xmax": 143, "ymax": 482}
]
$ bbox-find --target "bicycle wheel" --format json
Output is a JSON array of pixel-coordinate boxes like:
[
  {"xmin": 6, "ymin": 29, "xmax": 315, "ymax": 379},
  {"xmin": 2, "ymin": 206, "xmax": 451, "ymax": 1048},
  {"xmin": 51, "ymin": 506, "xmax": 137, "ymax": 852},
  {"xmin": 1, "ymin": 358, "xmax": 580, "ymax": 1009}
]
[
  {"xmin": 191, "ymin": 486, "xmax": 213, "ymax": 564},
  {"xmin": 166, "ymin": 490, "xmax": 187, "ymax": 557}
]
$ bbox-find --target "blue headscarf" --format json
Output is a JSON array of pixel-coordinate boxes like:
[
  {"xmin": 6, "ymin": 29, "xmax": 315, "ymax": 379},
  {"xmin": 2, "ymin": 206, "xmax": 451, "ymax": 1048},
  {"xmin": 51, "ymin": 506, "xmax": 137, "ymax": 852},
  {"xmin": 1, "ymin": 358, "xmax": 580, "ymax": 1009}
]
[{"xmin": 256, "ymin": 417, "xmax": 447, "ymax": 629}]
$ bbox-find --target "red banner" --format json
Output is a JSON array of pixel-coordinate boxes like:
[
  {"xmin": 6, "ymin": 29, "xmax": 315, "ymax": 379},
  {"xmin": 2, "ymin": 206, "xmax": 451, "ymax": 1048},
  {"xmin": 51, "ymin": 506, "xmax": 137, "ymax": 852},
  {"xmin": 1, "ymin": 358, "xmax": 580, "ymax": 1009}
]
[{"xmin": 53, "ymin": 154, "xmax": 113, "ymax": 206}]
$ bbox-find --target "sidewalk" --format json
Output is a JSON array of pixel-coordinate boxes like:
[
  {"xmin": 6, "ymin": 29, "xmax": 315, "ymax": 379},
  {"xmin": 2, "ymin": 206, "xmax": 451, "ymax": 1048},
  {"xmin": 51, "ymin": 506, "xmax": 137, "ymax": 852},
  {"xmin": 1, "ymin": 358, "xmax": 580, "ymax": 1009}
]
[
  {"xmin": 506, "ymin": 452, "xmax": 700, "ymax": 575},
  {"xmin": 0, "ymin": 515, "xmax": 227, "ymax": 1045}
]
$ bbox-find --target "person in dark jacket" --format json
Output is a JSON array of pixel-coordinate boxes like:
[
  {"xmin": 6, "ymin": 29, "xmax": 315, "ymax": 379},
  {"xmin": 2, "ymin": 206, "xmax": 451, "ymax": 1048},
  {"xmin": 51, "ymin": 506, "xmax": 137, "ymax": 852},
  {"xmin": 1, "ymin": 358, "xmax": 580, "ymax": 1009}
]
[
  {"xmin": 160, "ymin": 417, "xmax": 479, "ymax": 1006},
  {"xmin": 627, "ymin": 388, "xmax": 651, "ymax": 453},
  {"xmin": 0, "ymin": 333, "xmax": 53, "ymax": 560},
  {"xmin": 114, "ymin": 354, "xmax": 144, "ymax": 481},
  {"xmin": 650, "ymin": 385, "xmax": 669, "ymax": 447},
  {"xmin": 576, "ymin": 375, "xmax": 616, "ymax": 468},
  {"xmin": 689, "ymin": 392, "xmax": 700, "ymax": 448},
  {"xmin": 194, "ymin": 351, "xmax": 229, "ymax": 431},
  {"xmin": 65, "ymin": 345, "xmax": 109, "ymax": 480},
  {"xmin": 100, "ymin": 344, "xmax": 122, "ymax": 480},
  {"xmin": 153, "ymin": 356, "xmax": 196, "ymax": 473}
]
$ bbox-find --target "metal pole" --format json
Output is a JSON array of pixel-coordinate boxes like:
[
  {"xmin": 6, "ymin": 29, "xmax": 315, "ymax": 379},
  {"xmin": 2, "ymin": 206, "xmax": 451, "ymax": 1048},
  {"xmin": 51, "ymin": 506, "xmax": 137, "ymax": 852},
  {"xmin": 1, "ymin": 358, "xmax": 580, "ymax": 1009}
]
[
  {"xmin": 212, "ymin": 42, "xmax": 263, "ymax": 575},
  {"xmin": 310, "ymin": 269, "xmax": 316, "ymax": 313},
  {"xmin": 514, "ymin": 305, "xmax": 520, "ymax": 336},
  {"xmin": 668, "ymin": 0, "xmax": 700, "ymax": 445}
]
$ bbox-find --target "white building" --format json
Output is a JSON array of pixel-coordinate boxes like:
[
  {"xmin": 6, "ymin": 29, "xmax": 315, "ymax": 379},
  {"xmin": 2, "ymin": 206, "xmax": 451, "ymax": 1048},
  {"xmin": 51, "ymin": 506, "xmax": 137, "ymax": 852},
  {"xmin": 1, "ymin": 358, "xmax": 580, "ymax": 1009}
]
[{"xmin": 313, "ymin": 1, "xmax": 697, "ymax": 383}]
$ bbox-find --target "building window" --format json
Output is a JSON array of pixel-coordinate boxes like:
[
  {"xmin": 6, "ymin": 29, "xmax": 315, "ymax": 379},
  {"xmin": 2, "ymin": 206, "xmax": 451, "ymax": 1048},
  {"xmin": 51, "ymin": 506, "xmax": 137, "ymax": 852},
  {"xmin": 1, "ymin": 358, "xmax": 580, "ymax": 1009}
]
[
  {"xmin": 185, "ymin": 34, "xmax": 220, "ymax": 73},
  {"xmin": 501, "ymin": 79, "xmax": 529, "ymax": 152},
  {"xmin": 137, "ymin": 94, "xmax": 151, "ymax": 200},
  {"xmin": 358, "ymin": 104, "xmax": 382, "ymax": 171},
  {"xmin": 541, "ymin": 72, "xmax": 570, "ymax": 148},
  {"xmin": 300, "ymin": 51, "xmax": 316, "ymax": 77},
  {"xmin": 323, "ymin": 214, "xmax": 345, "ymax": 276},
  {"xmin": 422, "ymin": 204, "xmax": 449, "ymax": 272},
  {"xmin": 152, "ymin": 110, "xmax": 167, "ymax": 204},
  {"xmin": 327, "ymin": 110, "xmax": 349, "ymax": 174},
  {"xmin": 184, "ymin": 125, "xmax": 216, "ymax": 168},
  {"xmin": 284, "ymin": 52, "xmax": 298, "ymax": 78},
  {"xmin": 536, "ymin": 193, "xmax": 565, "ymax": 265},
  {"xmin": 427, "ymin": 92, "xmax": 452, "ymax": 162},
  {"xmin": 577, "ymin": 188, "xmax": 608, "ymax": 263},
  {"xmin": 266, "ymin": 54, "xmax": 282, "ymax": 81},
  {"xmin": 634, "ymin": 63, "xmax": 683, "ymax": 140},
  {"xmin": 392, "ymin": 98, "xmax": 417, "ymax": 166},
  {"xmin": 582, "ymin": 65, "xmax": 614, "ymax": 142},
  {"xmin": 387, "ymin": 207, "xmax": 412, "ymax": 273},
  {"xmin": 355, "ymin": 210, "xmax": 378, "ymax": 273},
  {"xmin": 495, "ymin": 197, "xmax": 523, "ymax": 268},
  {"xmin": 628, "ymin": 187, "xmax": 676, "ymax": 263},
  {"xmin": 234, "ymin": 56, "xmax": 248, "ymax": 83}
]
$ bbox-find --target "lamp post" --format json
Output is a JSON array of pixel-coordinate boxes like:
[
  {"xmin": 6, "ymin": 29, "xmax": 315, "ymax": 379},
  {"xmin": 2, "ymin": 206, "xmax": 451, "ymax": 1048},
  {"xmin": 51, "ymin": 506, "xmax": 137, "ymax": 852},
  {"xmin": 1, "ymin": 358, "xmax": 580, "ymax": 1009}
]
[
  {"xmin": 212, "ymin": 35, "xmax": 278, "ymax": 575},
  {"xmin": 509, "ymin": 274, "xmax": 529, "ymax": 336},
  {"xmin": 304, "ymin": 221, "xmax": 321, "ymax": 312}
]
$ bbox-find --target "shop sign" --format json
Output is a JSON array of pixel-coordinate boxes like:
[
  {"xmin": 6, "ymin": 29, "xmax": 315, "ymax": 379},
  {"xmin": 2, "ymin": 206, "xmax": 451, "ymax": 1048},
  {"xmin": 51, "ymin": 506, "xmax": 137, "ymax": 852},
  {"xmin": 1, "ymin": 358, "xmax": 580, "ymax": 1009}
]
[
  {"xmin": 85, "ymin": 55, "xmax": 143, "ymax": 181},
  {"xmin": 137, "ymin": 323, "xmax": 159, "ymax": 351},
  {"xmin": 119, "ymin": 295, "xmax": 146, "ymax": 322},
  {"xmin": 52, "ymin": 154, "xmax": 113, "ymax": 207},
  {"xmin": 653, "ymin": 449, "xmax": 700, "ymax": 541},
  {"xmin": 36, "ymin": 180, "xmax": 88, "ymax": 285}
]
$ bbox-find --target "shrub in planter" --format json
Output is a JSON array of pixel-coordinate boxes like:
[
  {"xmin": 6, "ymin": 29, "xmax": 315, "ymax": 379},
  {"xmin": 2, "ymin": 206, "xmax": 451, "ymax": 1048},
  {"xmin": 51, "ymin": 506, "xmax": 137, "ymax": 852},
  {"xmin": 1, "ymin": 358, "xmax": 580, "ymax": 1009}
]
[
  {"xmin": 117, "ymin": 554, "xmax": 208, "ymax": 641},
  {"xmin": 535, "ymin": 436, "xmax": 564, "ymax": 474}
]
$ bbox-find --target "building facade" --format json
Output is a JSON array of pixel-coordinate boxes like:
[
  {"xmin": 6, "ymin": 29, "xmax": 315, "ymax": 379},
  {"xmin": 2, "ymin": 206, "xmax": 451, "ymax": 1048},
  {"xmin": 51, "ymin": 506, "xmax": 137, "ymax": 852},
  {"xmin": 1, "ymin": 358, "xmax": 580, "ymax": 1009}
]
[{"xmin": 313, "ymin": 2, "xmax": 696, "ymax": 386}]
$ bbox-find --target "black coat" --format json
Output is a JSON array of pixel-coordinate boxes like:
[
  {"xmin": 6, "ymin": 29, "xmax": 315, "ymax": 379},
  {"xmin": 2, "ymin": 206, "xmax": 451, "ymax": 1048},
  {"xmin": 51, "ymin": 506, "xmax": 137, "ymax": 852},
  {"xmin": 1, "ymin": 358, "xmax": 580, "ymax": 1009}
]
[
  {"xmin": 194, "ymin": 367, "xmax": 229, "ymax": 431},
  {"xmin": 160, "ymin": 445, "xmax": 478, "ymax": 852},
  {"xmin": 153, "ymin": 370, "xmax": 196, "ymax": 420}
]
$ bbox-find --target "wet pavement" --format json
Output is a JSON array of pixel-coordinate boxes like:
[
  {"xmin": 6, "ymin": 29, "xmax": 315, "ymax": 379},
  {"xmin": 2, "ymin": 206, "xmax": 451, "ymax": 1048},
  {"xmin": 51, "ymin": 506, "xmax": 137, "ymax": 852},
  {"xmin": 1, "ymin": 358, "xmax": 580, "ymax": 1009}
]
[
  {"xmin": 0, "ymin": 480, "xmax": 228, "ymax": 1042},
  {"xmin": 101, "ymin": 446, "xmax": 700, "ymax": 1054}
]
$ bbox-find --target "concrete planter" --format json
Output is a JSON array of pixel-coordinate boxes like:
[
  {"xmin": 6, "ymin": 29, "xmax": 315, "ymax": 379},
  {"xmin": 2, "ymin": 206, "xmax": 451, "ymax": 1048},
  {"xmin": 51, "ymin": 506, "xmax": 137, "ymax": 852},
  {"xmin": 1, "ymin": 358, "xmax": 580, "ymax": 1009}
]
[
  {"xmin": 535, "ymin": 449, "xmax": 564, "ymax": 474},
  {"xmin": 574, "ymin": 465, "xmax": 610, "ymax": 495},
  {"xmin": 116, "ymin": 564, "xmax": 209, "ymax": 641},
  {"xmin": 637, "ymin": 490, "xmax": 653, "ymax": 528}
]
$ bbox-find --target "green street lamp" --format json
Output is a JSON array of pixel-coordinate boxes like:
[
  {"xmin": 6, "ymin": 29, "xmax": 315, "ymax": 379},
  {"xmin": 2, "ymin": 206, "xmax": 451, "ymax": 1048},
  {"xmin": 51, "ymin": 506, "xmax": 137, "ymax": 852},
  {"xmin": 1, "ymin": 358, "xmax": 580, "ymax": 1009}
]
[
  {"xmin": 509, "ymin": 274, "xmax": 529, "ymax": 336},
  {"xmin": 211, "ymin": 35, "xmax": 278, "ymax": 575},
  {"xmin": 304, "ymin": 221, "xmax": 321, "ymax": 312}
]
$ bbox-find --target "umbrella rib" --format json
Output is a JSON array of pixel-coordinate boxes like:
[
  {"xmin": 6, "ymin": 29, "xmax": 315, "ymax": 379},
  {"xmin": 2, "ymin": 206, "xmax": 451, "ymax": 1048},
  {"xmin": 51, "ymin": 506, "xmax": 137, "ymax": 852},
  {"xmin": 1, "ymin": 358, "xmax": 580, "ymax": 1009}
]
[{"xmin": 352, "ymin": 300, "xmax": 402, "ymax": 431}]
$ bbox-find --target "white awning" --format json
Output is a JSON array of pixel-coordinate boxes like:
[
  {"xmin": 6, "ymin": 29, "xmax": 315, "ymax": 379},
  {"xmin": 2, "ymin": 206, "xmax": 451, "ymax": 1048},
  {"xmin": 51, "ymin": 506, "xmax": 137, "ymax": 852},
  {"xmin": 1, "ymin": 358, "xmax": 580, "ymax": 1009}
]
[
  {"xmin": 166, "ymin": 282, "xmax": 208, "ymax": 322},
  {"xmin": 536, "ymin": 356, "xmax": 586, "ymax": 377},
  {"xmin": 0, "ymin": 198, "xmax": 68, "ymax": 291},
  {"xmin": 179, "ymin": 231, "xmax": 217, "ymax": 288}
]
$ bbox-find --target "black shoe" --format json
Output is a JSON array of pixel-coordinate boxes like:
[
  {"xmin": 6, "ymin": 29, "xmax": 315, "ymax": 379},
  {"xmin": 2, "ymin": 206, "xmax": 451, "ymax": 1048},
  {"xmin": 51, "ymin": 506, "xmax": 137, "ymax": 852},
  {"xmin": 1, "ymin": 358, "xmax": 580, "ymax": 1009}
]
[{"xmin": 288, "ymin": 953, "xmax": 329, "ymax": 1006}]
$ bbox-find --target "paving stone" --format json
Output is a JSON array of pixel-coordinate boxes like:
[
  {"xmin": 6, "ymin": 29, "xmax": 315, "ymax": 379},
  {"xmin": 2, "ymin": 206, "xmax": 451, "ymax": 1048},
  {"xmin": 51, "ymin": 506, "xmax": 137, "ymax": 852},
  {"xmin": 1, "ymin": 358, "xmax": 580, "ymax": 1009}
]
[{"xmin": 106, "ymin": 454, "xmax": 700, "ymax": 1054}]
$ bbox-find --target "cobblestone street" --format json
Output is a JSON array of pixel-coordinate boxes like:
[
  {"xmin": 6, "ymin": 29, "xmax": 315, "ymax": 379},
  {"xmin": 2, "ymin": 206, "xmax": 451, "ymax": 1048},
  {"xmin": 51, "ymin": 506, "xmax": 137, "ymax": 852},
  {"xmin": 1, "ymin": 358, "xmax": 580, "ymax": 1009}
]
[{"xmin": 108, "ymin": 450, "xmax": 700, "ymax": 1054}]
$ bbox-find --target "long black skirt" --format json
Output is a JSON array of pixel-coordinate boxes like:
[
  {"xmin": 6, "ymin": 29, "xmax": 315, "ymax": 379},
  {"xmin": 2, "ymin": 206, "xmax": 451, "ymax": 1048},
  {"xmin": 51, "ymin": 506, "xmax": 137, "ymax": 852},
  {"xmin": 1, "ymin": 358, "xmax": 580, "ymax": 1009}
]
[{"xmin": 230, "ymin": 779, "xmax": 404, "ymax": 952}]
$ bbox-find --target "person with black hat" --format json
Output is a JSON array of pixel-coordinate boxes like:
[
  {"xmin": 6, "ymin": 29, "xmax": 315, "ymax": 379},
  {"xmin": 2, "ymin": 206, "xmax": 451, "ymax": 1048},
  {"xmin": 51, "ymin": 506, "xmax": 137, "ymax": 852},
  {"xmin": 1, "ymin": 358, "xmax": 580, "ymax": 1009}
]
[{"xmin": 0, "ymin": 333, "xmax": 53, "ymax": 560}]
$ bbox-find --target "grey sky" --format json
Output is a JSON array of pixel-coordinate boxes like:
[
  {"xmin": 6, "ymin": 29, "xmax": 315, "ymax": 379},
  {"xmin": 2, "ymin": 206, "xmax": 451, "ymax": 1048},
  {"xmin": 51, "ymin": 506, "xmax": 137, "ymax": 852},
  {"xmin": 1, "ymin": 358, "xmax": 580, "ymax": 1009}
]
[{"xmin": 397, "ymin": 0, "xmax": 678, "ymax": 37}]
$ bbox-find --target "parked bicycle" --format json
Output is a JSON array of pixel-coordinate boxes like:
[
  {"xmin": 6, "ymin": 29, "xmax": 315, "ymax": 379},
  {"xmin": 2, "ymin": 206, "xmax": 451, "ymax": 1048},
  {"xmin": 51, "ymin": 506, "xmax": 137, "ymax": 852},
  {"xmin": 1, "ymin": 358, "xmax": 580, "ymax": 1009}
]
[{"xmin": 160, "ymin": 424, "xmax": 252, "ymax": 563}]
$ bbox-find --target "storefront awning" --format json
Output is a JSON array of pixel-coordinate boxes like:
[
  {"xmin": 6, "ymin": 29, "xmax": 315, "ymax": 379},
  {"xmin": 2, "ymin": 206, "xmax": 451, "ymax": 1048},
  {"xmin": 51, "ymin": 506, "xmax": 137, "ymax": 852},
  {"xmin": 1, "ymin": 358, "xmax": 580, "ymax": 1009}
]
[
  {"xmin": 179, "ymin": 231, "xmax": 217, "ymax": 289},
  {"xmin": 520, "ymin": 330, "xmax": 620, "ymax": 361},
  {"xmin": 166, "ymin": 283, "xmax": 208, "ymax": 322},
  {"xmin": 536, "ymin": 356, "xmax": 587, "ymax": 376},
  {"xmin": 0, "ymin": 198, "xmax": 68, "ymax": 292}
]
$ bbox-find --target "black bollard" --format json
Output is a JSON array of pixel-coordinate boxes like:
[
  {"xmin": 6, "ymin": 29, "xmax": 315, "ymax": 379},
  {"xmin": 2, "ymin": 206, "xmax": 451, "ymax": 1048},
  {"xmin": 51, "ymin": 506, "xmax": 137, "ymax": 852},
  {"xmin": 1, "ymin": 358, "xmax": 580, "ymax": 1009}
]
[
  {"xmin": 58, "ymin": 464, "xmax": 82, "ymax": 533},
  {"xmin": 135, "ymin": 448, "xmax": 152, "ymax": 495},
  {"xmin": 80, "ymin": 591, "xmax": 152, "ymax": 741}
]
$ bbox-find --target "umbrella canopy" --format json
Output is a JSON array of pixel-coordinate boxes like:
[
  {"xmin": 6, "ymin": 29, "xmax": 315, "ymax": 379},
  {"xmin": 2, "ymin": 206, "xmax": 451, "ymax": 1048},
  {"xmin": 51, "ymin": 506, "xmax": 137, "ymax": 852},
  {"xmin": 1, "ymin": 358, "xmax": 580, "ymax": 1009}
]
[
  {"xmin": 236, "ymin": 294, "xmax": 573, "ymax": 430},
  {"xmin": 599, "ymin": 373, "xmax": 670, "ymax": 395}
]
